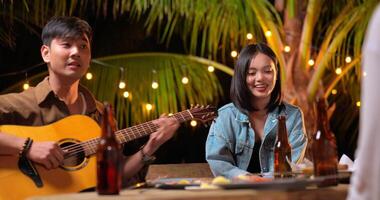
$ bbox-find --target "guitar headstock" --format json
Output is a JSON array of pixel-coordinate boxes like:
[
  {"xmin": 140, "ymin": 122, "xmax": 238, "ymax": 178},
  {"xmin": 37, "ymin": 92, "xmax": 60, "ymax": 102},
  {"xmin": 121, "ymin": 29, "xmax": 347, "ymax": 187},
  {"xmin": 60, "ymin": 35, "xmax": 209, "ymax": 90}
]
[{"xmin": 188, "ymin": 105, "xmax": 217, "ymax": 124}]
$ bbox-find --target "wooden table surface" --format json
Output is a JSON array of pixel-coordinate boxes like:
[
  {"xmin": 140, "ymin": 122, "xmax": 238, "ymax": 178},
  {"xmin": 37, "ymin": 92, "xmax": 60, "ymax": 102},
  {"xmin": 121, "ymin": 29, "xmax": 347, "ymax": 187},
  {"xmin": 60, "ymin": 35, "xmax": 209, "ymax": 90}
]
[{"xmin": 28, "ymin": 184, "xmax": 348, "ymax": 200}]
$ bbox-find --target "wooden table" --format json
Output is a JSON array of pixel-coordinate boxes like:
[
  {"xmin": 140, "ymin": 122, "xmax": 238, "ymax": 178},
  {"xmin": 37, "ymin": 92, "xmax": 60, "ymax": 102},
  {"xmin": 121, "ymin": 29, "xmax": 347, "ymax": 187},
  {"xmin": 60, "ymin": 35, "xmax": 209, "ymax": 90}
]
[{"xmin": 28, "ymin": 184, "xmax": 348, "ymax": 200}]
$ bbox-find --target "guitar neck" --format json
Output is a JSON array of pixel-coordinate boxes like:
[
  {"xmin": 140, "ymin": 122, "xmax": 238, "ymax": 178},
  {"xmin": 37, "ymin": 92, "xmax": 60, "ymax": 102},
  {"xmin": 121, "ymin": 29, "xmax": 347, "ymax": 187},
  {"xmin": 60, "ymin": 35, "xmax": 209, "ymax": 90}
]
[{"xmin": 82, "ymin": 109, "xmax": 194, "ymax": 157}]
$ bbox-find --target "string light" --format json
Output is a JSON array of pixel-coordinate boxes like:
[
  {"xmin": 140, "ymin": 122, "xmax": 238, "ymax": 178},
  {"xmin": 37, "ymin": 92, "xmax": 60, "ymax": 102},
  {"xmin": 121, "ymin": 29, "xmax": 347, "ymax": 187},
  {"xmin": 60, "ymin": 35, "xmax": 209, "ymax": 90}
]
[
  {"xmin": 190, "ymin": 120, "xmax": 197, "ymax": 127},
  {"xmin": 146, "ymin": 103, "xmax": 153, "ymax": 111},
  {"xmin": 308, "ymin": 59, "xmax": 315, "ymax": 66},
  {"xmin": 231, "ymin": 50, "xmax": 238, "ymax": 58},
  {"xmin": 119, "ymin": 81, "xmax": 126, "ymax": 89},
  {"xmin": 335, "ymin": 68, "xmax": 342, "ymax": 75},
  {"xmin": 168, "ymin": 113, "xmax": 173, "ymax": 116},
  {"xmin": 345, "ymin": 56, "xmax": 352, "ymax": 63},
  {"xmin": 246, "ymin": 33, "xmax": 253, "ymax": 40},
  {"xmin": 356, "ymin": 101, "xmax": 361, "ymax": 107},
  {"xmin": 182, "ymin": 77, "xmax": 189, "ymax": 84},
  {"xmin": 331, "ymin": 89, "xmax": 337, "ymax": 95},
  {"xmin": 363, "ymin": 71, "xmax": 367, "ymax": 77},
  {"xmin": 23, "ymin": 72, "xmax": 29, "ymax": 90},
  {"xmin": 152, "ymin": 81, "xmax": 159, "ymax": 89},
  {"xmin": 23, "ymin": 82, "xmax": 30, "ymax": 90},
  {"xmin": 265, "ymin": 31, "xmax": 272, "ymax": 37},
  {"xmin": 208, "ymin": 65, "xmax": 215, "ymax": 72},
  {"xmin": 284, "ymin": 45, "xmax": 291, "ymax": 53},
  {"xmin": 119, "ymin": 67, "xmax": 126, "ymax": 89},
  {"xmin": 123, "ymin": 91, "xmax": 130, "ymax": 98},
  {"xmin": 85, "ymin": 72, "xmax": 93, "ymax": 80}
]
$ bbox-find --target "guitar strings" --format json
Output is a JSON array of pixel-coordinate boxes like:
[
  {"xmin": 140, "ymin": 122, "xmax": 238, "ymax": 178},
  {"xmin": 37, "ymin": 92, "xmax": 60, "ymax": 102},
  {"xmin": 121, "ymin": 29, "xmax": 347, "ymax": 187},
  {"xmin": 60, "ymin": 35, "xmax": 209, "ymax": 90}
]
[
  {"xmin": 61, "ymin": 120, "xmax": 159, "ymax": 152},
  {"xmin": 61, "ymin": 122, "xmax": 162, "ymax": 158},
  {"xmin": 61, "ymin": 111, "xmax": 192, "ymax": 158}
]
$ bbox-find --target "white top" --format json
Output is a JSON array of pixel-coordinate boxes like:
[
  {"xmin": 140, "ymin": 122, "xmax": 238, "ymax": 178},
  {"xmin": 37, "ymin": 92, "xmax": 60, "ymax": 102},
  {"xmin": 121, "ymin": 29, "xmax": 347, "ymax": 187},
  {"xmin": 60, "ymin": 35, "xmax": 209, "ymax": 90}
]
[{"xmin": 348, "ymin": 4, "xmax": 380, "ymax": 200}]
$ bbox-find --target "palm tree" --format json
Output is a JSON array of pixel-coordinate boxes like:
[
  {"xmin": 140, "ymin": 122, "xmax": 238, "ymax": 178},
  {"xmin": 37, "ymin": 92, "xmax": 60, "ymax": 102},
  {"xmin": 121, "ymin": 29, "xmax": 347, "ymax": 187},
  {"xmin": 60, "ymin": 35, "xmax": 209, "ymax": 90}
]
[
  {"xmin": 126, "ymin": 0, "xmax": 377, "ymax": 155},
  {"xmin": 1, "ymin": 0, "xmax": 377, "ymax": 152}
]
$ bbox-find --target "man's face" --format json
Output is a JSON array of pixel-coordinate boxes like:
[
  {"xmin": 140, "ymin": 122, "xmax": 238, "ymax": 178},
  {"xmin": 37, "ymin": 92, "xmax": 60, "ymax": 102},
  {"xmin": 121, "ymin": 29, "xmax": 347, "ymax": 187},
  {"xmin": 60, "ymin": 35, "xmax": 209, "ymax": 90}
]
[{"xmin": 41, "ymin": 34, "xmax": 91, "ymax": 82}]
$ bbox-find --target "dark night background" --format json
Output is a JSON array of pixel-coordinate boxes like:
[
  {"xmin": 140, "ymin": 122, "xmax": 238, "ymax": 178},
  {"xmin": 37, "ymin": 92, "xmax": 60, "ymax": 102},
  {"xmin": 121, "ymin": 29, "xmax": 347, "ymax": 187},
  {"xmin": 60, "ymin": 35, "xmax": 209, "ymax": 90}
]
[{"xmin": 0, "ymin": 13, "xmax": 357, "ymax": 163}]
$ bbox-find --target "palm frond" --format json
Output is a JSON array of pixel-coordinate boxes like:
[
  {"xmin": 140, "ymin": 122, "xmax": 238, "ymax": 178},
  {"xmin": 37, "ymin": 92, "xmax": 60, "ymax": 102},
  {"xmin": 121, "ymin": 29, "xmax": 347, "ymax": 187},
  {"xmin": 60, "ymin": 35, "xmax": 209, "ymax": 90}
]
[
  {"xmin": 307, "ymin": 1, "xmax": 372, "ymax": 101},
  {"xmin": 299, "ymin": 0, "xmax": 322, "ymax": 70},
  {"xmin": 88, "ymin": 53, "xmax": 225, "ymax": 128},
  {"xmin": 129, "ymin": 0, "xmax": 267, "ymax": 60}
]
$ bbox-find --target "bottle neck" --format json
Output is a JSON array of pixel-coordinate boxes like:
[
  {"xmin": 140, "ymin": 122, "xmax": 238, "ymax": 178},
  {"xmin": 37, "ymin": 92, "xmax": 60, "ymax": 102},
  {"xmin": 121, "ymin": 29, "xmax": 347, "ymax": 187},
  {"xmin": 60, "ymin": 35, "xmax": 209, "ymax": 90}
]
[
  {"xmin": 101, "ymin": 104, "xmax": 117, "ymax": 139},
  {"xmin": 277, "ymin": 116, "xmax": 288, "ymax": 143},
  {"xmin": 316, "ymin": 100, "xmax": 332, "ymax": 138}
]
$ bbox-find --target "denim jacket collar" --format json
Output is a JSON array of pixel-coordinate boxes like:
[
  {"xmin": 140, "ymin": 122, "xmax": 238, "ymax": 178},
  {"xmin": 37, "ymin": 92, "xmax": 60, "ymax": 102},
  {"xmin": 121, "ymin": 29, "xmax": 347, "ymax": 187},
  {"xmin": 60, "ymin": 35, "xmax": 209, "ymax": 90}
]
[{"xmin": 235, "ymin": 105, "xmax": 288, "ymax": 136}]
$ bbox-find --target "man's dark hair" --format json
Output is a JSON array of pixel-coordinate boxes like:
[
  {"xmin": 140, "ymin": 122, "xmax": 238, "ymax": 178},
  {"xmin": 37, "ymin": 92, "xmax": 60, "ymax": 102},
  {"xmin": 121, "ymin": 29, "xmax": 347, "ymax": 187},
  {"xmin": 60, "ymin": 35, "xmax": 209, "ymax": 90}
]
[
  {"xmin": 41, "ymin": 16, "xmax": 92, "ymax": 46},
  {"xmin": 230, "ymin": 43, "xmax": 282, "ymax": 114}
]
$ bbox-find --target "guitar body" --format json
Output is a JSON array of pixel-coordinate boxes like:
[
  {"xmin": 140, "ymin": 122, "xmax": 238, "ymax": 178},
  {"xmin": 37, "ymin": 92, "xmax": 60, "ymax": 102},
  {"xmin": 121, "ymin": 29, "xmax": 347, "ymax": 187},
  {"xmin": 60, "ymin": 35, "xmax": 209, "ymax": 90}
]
[{"xmin": 0, "ymin": 115, "xmax": 101, "ymax": 200}]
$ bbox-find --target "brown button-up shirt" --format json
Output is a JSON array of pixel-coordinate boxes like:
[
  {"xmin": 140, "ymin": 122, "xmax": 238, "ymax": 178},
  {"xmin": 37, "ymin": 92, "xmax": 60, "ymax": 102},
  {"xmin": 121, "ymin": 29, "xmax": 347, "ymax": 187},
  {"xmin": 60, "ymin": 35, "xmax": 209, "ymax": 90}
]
[{"xmin": 0, "ymin": 77, "xmax": 103, "ymax": 126}]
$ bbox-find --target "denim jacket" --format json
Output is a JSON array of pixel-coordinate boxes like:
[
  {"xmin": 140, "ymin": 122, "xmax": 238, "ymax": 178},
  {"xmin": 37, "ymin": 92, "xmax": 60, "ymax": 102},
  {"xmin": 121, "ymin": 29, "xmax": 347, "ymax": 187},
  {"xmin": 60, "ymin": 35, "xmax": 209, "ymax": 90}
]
[{"xmin": 206, "ymin": 103, "xmax": 307, "ymax": 178}]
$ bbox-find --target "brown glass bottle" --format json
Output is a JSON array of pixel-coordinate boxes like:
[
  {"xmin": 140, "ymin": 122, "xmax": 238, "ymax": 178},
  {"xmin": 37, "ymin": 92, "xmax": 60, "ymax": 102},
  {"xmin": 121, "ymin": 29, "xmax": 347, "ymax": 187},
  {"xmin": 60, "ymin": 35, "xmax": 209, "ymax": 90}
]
[
  {"xmin": 274, "ymin": 115, "xmax": 292, "ymax": 178},
  {"xmin": 312, "ymin": 98, "xmax": 338, "ymax": 186},
  {"xmin": 96, "ymin": 103, "xmax": 121, "ymax": 195}
]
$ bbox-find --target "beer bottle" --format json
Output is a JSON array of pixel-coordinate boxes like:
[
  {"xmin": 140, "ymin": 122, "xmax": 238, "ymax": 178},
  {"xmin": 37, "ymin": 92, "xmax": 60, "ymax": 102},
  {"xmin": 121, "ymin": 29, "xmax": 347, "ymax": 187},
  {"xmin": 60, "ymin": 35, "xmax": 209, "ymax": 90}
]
[
  {"xmin": 312, "ymin": 97, "xmax": 338, "ymax": 186},
  {"xmin": 97, "ymin": 103, "xmax": 121, "ymax": 195},
  {"xmin": 274, "ymin": 115, "xmax": 292, "ymax": 178}
]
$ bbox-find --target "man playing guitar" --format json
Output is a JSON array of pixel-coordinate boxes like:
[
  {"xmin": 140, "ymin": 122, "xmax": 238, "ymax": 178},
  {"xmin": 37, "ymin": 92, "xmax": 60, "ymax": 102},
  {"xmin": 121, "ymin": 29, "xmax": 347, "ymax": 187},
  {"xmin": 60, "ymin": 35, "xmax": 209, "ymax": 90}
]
[{"xmin": 0, "ymin": 16, "xmax": 179, "ymax": 188}]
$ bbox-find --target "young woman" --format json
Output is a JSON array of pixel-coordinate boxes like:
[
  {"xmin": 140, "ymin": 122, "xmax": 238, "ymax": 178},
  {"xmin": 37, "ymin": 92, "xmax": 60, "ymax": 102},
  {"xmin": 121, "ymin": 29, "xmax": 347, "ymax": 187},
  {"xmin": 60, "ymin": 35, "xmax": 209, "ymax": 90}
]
[{"xmin": 206, "ymin": 43, "xmax": 307, "ymax": 178}]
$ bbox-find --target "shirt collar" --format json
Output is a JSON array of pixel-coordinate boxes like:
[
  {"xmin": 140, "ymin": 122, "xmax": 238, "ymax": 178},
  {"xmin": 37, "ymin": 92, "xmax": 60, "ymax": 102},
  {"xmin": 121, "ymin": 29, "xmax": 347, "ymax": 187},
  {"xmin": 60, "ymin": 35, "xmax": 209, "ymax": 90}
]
[
  {"xmin": 35, "ymin": 77, "xmax": 99, "ymax": 114},
  {"xmin": 235, "ymin": 104, "xmax": 287, "ymax": 123}
]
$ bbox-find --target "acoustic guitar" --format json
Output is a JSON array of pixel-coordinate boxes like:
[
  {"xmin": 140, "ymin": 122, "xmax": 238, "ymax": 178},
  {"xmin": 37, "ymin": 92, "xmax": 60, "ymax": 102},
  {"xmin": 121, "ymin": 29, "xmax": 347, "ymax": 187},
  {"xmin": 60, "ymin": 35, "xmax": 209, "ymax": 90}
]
[{"xmin": 0, "ymin": 105, "xmax": 216, "ymax": 200}]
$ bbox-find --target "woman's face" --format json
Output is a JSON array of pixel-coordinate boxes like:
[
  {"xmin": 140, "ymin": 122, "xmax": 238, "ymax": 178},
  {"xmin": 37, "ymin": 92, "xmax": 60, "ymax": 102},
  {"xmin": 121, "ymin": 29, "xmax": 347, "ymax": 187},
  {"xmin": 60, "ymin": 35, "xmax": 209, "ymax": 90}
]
[{"xmin": 246, "ymin": 53, "xmax": 277, "ymax": 100}]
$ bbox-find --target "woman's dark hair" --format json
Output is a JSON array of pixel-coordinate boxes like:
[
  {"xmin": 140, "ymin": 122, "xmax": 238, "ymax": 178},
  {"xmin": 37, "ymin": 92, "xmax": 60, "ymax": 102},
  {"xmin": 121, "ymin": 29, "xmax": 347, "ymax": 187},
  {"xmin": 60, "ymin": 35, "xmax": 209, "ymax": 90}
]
[
  {"xmin": 42, "ymin": 16, "xmax": 92, "ymax": 46},
  {"xmin": 230, "ymin": 43, "xmax": 282, "ymax": 114}
]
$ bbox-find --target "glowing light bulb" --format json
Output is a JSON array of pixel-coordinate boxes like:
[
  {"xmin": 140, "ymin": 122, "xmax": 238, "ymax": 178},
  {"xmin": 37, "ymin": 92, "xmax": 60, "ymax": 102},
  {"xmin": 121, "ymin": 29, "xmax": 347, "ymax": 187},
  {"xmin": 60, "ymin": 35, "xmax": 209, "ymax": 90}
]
[
  {"xmin": 146, "ymin": 103, "xmax": 153, "ymax": 111},
  {"xmin": 246, "ymin": 33, "xmax": 253, "ymax": 40},
  {"xmin": 85, "ymin": 72, "xmax": 93, "ymax": 80},
  {"xmin": 168, "ymin": 113, "xmax": 173, "ymax": 116},
  {"xmin": 356, "ymin": 101, "xmax": 361, "ymax": 107},
  {"xmin": 208, "ymin": 66, "xmax": 215, "ymax": 72},
  {"xmin": 152, "ymin": 81, "xmax": 159, "ymax": 89},
  {"xmin": 265, "ymin": 31, "xmax": 272, "ymax": 37},
  {"xmin": 308, "ymin": 59, "xmax": 315, "ymax": 66},
  {"xmin": 284, "ymin": 45, "xmax": 291, "ymax": 53},
  {"xmin": 123, "ymin": 91, "xmax": 129, "ymax": 98},
  {"xmin": 119, "ymin": 81, "xmax": 126, "ymax": 89},
  {"xmin": 190, "ymin": 120, "xmax": 197, "ymax": 127},
  {"xmin": 345, "ymin": 56, "xmax": 352, "ymax": 63},
  {"xmin": 23, "ymin": 83, "xmax": 30, "ymax": 90},
  {"xmin": 331, "ymin": 89, "xmax": 337, "ymax": 95},
  {"xmin": 182, "ymin": 77, "xmax": 189, "ymax": 84},
  {"xmin": 363, "ymin": 71, "xmax": 367, "ymax": 77},
  {"xmin": 335, "ymin": 68, "xmax": 342, "ymax": 75},
  {"xmin": 231, "ymin": 50, "xmax": 238, "ymax": 58}
]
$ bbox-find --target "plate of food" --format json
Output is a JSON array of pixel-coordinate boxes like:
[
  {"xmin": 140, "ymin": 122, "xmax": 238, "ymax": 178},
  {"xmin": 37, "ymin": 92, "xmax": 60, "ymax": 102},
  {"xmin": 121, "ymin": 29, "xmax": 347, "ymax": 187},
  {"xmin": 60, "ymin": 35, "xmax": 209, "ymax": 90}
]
[
  {"xmin": 213, "ymin": 175, "xmax": 325, "ymax": 190},
  {"xmin": 150, "ymin": 178, "xmax": 203, "ymax": 189}
]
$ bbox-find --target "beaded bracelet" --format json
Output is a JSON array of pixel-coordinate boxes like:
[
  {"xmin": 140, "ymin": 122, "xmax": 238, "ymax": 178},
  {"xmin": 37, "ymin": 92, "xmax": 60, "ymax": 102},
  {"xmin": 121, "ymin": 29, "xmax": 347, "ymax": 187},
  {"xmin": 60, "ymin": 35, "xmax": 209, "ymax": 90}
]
[
  {"xmin": 139, "ymin": 145, "xmax": 156, "ymax": 165},
  {"xmin": 19, "ymin": 137, "xmax": 33, "ymax": 157}
]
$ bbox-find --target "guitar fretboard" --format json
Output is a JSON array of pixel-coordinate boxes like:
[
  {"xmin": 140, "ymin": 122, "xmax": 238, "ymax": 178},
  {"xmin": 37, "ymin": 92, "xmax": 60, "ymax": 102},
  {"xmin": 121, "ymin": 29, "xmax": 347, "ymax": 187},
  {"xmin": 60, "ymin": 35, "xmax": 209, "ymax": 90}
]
[{"xmin": 79, "ymin": 109, "xmax": 194, "ymax": 156}]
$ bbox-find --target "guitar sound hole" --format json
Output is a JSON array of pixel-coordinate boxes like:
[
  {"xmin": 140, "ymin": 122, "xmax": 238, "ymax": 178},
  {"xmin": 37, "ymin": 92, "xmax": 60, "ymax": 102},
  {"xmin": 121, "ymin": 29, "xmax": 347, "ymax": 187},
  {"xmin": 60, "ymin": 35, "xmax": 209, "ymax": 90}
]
[{"xmin": 59, "ymin": 141, "xmax": 88, "ymax": 171}]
